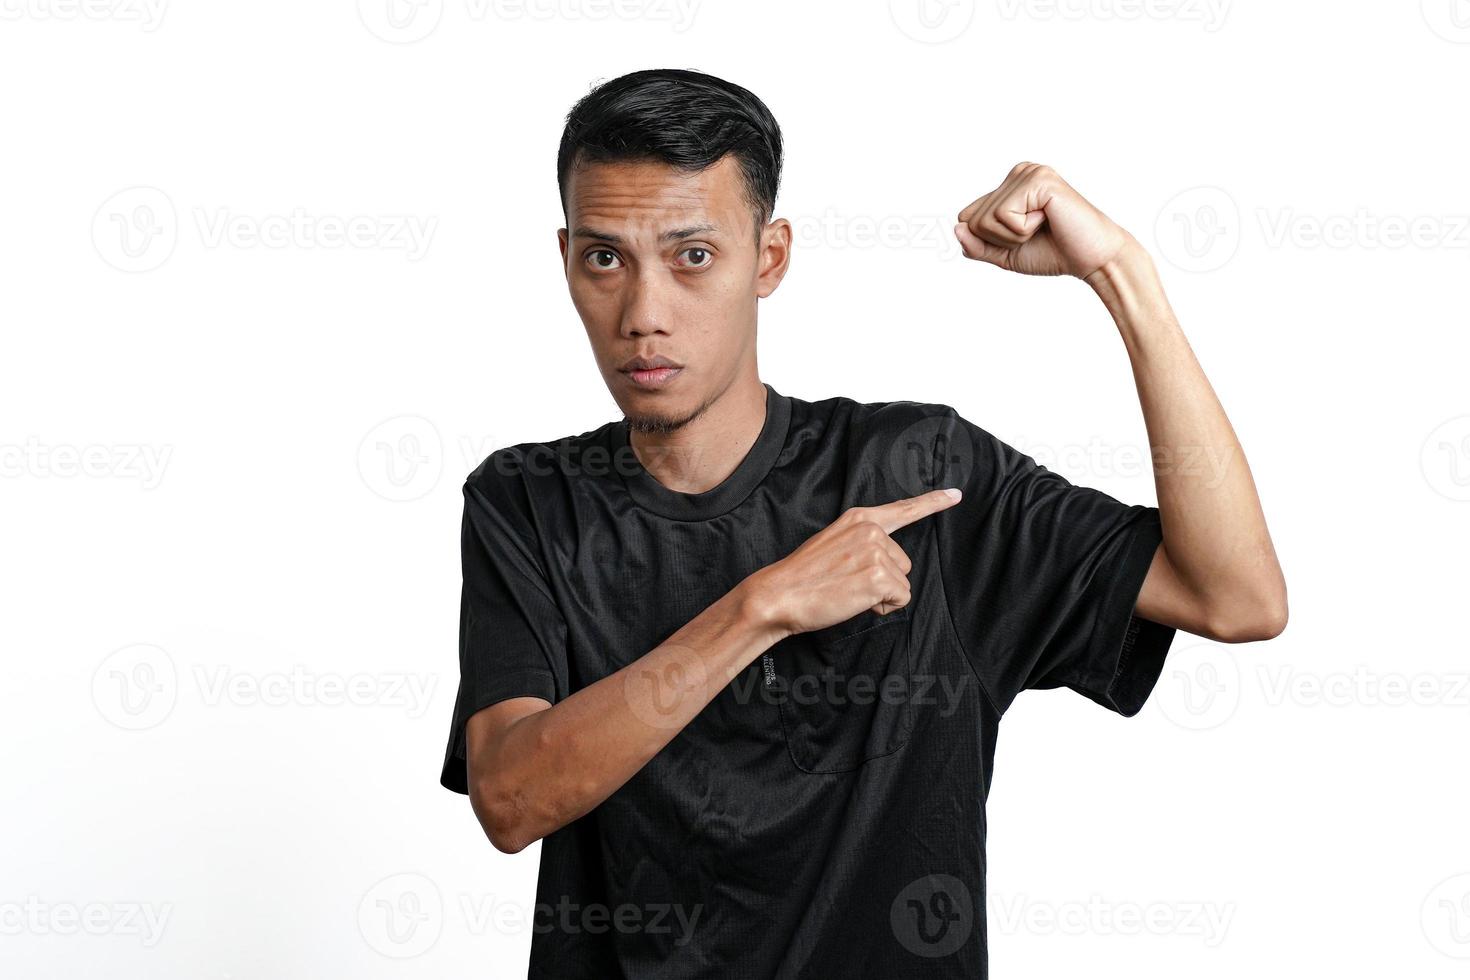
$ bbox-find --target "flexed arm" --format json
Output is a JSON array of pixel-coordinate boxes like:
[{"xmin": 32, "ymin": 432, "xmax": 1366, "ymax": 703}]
[{"xmin": 953, "ymin": 163, "xmax": 1287, "ymax": 642}]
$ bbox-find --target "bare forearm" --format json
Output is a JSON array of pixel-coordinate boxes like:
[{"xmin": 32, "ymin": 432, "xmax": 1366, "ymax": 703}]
[
  {"xmin": 1086, "ymin": 238, "xmax": 1287, "ymax": 638},
  {"xmin": 474, "ymin": 579, "xmax": 786, "ymax": 852}
]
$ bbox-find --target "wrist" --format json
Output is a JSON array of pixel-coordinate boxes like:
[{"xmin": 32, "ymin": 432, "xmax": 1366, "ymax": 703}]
[
  {"xmin": 1084, "ymin": 236, "xmax": 1174, "ymax": 336},
  {"xmin": 1084, "ymin": 235, "xmax": 1156, "ymax": 293},
  {"xmin": 733, "ymin": 571, "xmax": 792, "ymax": 644}
]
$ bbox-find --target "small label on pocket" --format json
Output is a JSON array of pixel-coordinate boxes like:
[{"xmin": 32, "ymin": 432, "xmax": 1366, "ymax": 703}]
[{"xmin": 762, "ymin": 652, "xmax": 776, "ymax": 686}]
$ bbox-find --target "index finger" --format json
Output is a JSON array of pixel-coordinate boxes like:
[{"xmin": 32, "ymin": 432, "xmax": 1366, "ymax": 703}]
[{"xmin": 865, "ymin": 487, "xmax": 963, "ymax": 535}]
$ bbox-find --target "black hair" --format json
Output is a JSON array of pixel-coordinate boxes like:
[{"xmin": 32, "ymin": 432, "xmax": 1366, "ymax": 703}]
[{"xmin": 556, "ymin": 68, "xmax": 784, "ymax": 243}]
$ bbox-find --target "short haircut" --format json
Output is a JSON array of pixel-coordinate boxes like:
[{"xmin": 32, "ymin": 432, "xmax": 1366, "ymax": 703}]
[{"xmin": 557, "ymin": 68, "xmax": 784, "ymax": 243}]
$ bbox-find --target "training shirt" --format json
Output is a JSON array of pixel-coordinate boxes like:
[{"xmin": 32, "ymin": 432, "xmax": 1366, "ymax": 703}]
[{"xmin": 439, "ymin": 382, "xmax": 1176, "ymax": 978}]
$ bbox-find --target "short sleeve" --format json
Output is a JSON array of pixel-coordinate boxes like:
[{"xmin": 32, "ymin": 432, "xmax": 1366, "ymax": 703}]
[
  {"xmin": 438, "ymin": 466, "xmax": 568, "ymax": 795},
  {"xmin": 928, "ymin": 408, "xmax": 1176, "ymax": 717}
]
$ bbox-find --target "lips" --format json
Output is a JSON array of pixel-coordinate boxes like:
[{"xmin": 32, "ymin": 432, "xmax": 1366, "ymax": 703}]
[
  {"xmin": 619, "ymin": 354, "xmax": 683, "ymax": 390},
  {"xmin": 620, "ymin": 354, "xmax": 681, "ymax": 373}
]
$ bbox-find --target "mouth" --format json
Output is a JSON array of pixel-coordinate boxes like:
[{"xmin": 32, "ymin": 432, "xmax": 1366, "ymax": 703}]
[{"xmin": 619, "ymin": 355, "xmax": 683, "ymax": 391}]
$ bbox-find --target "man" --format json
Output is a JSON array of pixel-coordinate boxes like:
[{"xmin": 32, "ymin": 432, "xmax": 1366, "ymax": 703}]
[{"xmin": 438, "ymin": 67, "xmax": 1286, "ymax": 978}]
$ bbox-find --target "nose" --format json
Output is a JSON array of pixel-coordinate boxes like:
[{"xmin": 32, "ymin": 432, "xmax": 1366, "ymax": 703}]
[{"xmin": 619, "ymin": 268, "xmax": 671, "ymax": 339}]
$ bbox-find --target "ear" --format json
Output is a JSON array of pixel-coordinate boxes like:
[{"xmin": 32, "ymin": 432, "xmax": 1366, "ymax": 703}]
[{"xmin": 756, "ymin": 218, "xmax": 792, "ymax": 299}]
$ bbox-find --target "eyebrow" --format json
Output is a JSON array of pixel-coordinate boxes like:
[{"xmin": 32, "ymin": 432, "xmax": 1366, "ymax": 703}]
[{"xmin": 572, "ymin": 223, "xmax": 719, "ymax": 245}]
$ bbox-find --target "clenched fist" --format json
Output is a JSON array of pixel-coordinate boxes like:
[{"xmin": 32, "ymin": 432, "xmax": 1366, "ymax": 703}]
[
  {"xmin": 954, "ymin": 162, "xmax": 1135, "ymax": 278},
  {"xmin": 747, "ymin": 488, "xmax": 962, "ymax": 638}
]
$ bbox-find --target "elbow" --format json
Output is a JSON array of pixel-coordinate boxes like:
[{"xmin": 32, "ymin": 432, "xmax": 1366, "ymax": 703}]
[
  {"xmin": 1204, "ymin": 587, "xmax": 1288, "ymax": 643},
  {"xmin": 470, "ymin": 777, "xmax": 542, "ymax": 855},
  {"xmin": 489, "ymin": 829, "xmax": 531, "ymax": 856},
  {"xmin": 486, "ymin": 813, "xmax": 532, "ymax": 855}
]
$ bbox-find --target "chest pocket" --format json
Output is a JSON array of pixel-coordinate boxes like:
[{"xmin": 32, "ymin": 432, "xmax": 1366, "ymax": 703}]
[{"xmin": 764, "ymin": 605, "xmax": 914, "ymax": 773}]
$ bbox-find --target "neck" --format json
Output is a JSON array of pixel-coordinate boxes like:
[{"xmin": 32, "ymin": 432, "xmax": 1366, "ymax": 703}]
[{"xmin": 628, "ymin": 374, "xmax": 769, "ymax": 495}]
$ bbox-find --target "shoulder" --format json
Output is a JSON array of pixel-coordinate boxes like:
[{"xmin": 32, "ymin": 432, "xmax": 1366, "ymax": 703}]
[
  {"xmin": 462, "ymin": 420, "xmax": 615, "ymax": 515},
  {"xmin": 791, "ymin": 390, "xmax": 1024, "ymax": 494},
  {"xmin": 792, "ymin": 389, "xmax": 977, "ymax": 449}
]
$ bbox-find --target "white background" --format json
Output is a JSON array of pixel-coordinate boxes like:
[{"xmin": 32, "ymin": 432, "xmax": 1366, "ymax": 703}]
[{"xmin": 3, "ymin": 0, "xmax": 1468, "ymax": 976}]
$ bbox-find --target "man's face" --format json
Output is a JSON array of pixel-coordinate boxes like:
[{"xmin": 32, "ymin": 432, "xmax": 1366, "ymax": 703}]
[{"xmin": 558, "ymin": 154, "xmax": 789, "ymax": 432}]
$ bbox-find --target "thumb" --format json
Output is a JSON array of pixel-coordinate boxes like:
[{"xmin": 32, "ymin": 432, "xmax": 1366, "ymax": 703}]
[{"xmin": 953, "ymin": 222, "xmax": 1012, "ymax": 268}]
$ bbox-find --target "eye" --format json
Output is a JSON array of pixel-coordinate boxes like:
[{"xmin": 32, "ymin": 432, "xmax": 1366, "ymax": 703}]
[
  {"xmin": 677, "ymin": 246, "xmax": 712, "ymax": 269},
  {"xmin": 585, "ymin": 248, "xmax": 622, "ymax": 271}
]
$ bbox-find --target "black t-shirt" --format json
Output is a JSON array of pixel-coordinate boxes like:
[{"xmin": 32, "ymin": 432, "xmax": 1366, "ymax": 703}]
[{"xmin": 439, "ymin": 382, "xmax": 1176, "ymax": 979}]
